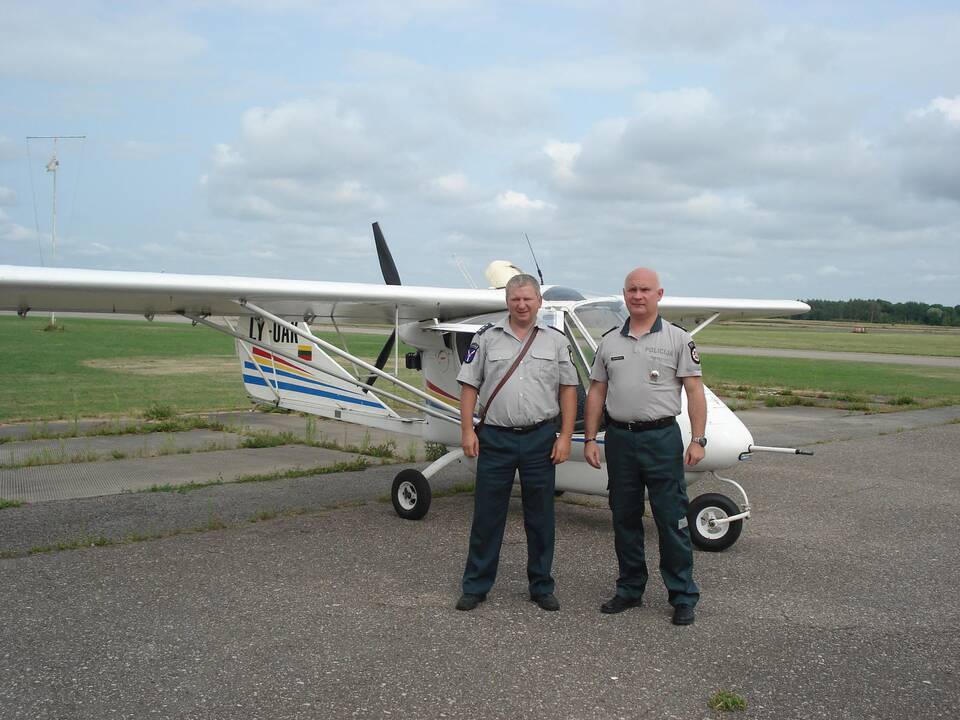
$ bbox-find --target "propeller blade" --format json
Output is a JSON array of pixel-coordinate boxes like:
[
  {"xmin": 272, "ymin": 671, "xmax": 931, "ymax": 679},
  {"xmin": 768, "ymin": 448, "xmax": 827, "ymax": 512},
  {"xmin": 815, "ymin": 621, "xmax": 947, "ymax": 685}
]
[
  {"xmin": 372, "ymin": 222, "xmax": 401, "ymax": 286},
  {"xmin": 367, "ymin": 222, "xmax": 400, "ymax": 388},
  {"xmin": 365, "ymin": 330, "xmax": 396, "ymax": 388}
]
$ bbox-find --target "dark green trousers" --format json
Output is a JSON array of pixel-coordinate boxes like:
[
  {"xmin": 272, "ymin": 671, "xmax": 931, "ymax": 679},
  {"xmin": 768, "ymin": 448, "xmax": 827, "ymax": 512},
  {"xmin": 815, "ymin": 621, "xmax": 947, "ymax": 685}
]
[
  {"xmin": 604, "ymin": 423, "xmax": 700, "ymax": 607},
  {"xmin": 461, "ymin": 423, "xmax": 557, "ymax": 597}
]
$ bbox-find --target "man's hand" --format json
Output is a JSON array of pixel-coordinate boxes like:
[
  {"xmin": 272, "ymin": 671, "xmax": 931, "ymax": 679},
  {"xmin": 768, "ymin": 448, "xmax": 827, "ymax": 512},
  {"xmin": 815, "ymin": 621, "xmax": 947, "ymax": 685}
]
[
  {"xmin": 550, "ymin": 436, "xmax": 571, "ymax": 465},
  {"xmin": 584, "ymin": 440, "xmax": 602, "ymax": 469},
  {"xmin": 462, "ymin": 427, "xmax": 479, "ymax": 458},
  {"xmin": 684, "ymin": 442, "xmax": 705, "ymax": 467}
]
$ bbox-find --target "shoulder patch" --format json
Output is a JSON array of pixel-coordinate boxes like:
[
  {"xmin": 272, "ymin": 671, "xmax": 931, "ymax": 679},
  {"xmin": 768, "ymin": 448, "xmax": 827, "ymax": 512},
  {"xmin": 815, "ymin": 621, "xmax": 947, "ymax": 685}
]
[
  {"xmin": 475, "ymin": 322, "xmax": 494, "ymax": 336},
  {"xmin": 601, "ymin": 326, "xmax": 618, "ymax": 337},
  {"xmin": 465, "ymin": 342, "xmax": 480, "ymax": 364},
  {"xmin": 688, "ymin": 341, "xmax": 700, "ymax": 365}
]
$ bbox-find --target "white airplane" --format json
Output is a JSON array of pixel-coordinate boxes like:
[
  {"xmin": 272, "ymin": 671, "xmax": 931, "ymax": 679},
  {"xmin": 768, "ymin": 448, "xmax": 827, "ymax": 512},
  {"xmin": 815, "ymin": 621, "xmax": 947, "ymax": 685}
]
[{"xmin": 0, "ymin": 223, "xmax": 812, "ymax": 551}]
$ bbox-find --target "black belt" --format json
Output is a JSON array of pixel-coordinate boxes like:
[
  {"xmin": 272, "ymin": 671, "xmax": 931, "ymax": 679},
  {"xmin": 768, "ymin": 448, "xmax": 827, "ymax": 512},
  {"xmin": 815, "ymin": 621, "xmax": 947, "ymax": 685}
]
[
  {"xmin": 485, "ymin": 418, "xmax": 556, "ymax": 434},
  {"xmin": 607, "ymin": 416, "xmax": 676, "ymax": 432}
]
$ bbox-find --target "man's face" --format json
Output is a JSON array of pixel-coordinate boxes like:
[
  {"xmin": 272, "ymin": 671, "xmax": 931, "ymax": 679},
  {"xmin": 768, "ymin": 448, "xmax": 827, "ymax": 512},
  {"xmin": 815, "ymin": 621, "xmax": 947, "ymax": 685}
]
[
  {"xmin": 623, "ymin": 271, "xmax": 663, "ymax": 318},
  {"xmin": 506, "ymin": 283, "xmax": 542, "ymax": 326}
]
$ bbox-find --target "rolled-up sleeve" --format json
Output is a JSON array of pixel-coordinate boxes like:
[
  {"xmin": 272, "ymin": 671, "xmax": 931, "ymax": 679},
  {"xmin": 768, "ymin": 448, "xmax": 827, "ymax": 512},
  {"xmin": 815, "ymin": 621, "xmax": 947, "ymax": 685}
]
[
  {"xmin": 588, "ymin": 343, "xmax": 608, "ymax": 383},
  {"xmin": 676, "ymin": 331, "xmax": 703, "ymax": 378},
  {"xmin": 456, "ymin": 335, "xmax": 487, "ymax": 389},
  {"xmin": 559, "ymin": 342, "xmax": 579, "ymax": 386}
]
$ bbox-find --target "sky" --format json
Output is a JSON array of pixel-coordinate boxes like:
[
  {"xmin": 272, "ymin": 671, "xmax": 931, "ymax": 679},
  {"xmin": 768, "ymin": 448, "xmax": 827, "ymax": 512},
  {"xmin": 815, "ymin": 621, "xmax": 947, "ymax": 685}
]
[{"xmin": 1, "ymin": 0, "xmax": 958, "ymax": 305}]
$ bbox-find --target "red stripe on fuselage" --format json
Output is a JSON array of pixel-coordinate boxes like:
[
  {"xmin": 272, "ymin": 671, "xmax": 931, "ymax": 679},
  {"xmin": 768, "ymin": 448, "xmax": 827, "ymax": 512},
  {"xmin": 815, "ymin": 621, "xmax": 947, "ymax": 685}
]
[
  {"xmin": 252, "ymin": 346, "xmax": 302, "ymax": 371},
  {"xmin": 426, "ymin": 380, "xmax": 459, "ymax": 402}
]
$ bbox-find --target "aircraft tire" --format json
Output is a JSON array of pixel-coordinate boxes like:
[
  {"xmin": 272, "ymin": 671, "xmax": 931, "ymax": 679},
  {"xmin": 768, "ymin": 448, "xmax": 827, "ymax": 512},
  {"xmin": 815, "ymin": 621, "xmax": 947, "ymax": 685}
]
[
  {"xmin": 687, "ymin": 493, "xmax": 742, "ymax": 552},
  {"xmin": 392, "ymin": 469, "xmax": 432, "ymax": 521}
]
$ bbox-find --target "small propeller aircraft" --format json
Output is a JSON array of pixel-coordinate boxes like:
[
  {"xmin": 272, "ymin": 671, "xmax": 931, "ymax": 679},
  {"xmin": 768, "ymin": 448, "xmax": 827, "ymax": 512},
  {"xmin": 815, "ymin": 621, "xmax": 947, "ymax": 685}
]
[{"xmin": 0, "ymin": 223, "xmax": 812, "ymax": 550}]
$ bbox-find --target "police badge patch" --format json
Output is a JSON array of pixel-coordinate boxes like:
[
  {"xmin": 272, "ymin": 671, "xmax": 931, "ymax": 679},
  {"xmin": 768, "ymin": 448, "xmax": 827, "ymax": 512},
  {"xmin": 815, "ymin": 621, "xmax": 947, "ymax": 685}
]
[
  {"xmin": 688, "ymin": 341, "xmax": 700, "ymax": 364},
  {"xmin": 465, "ymin": 342, "xmax": 479, "ymax": 364}
]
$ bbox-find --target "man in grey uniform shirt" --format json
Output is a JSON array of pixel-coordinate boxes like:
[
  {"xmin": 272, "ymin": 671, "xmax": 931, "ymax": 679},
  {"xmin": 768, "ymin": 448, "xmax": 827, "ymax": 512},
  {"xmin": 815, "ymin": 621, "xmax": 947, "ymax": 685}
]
[
  {"xmin": 455, "ymin": 274, "xmax": 578, "ymax": 612},
  {"xmin": 584, "ymin": 267, "xmax": 706, "ymax": 626}
]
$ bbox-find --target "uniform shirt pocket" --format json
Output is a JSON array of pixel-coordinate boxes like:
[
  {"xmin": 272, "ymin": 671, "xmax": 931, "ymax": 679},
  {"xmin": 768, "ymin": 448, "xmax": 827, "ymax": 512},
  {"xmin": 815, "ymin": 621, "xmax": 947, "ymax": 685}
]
[
  {"xmin": 646, "ymin": 353, "xmax": 677, "ymax": 384},
  {"xmin": 530, "ymin": 346, "xmax": 558, "ymax": 383}
]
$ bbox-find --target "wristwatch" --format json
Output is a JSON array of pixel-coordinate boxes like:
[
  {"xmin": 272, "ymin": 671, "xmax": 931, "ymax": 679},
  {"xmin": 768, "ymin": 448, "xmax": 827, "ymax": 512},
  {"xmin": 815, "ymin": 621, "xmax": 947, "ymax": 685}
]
[{"xmin": 691, "ymin": 436, "xmax": 707, "ymax": 447}]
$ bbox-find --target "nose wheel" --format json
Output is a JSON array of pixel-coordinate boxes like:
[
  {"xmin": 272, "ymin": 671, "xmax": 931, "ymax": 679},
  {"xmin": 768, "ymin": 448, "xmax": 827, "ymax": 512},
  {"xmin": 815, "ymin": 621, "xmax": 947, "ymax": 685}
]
[
  {"xmin": 687, "ymin": 493, "xmax": 743, "ymax": 551},
  {"xmin": 392, "ymin": 469, "xmax": 432, "ymax": 520}
]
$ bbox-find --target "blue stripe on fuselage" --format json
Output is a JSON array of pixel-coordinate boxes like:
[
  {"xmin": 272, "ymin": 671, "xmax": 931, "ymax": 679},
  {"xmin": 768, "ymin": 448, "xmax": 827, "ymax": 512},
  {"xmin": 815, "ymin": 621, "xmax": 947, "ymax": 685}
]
[{"xmin": 242, "ymin": 374, "xmax": 385, "ymax": 408}]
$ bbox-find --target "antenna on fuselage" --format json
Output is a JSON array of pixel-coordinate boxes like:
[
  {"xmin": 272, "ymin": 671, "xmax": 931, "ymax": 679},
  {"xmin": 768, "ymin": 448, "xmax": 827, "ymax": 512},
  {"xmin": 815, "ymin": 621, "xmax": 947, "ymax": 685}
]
[{"xmin": 524, "ymin": 233, "xmax": 544, "ymax": 285}]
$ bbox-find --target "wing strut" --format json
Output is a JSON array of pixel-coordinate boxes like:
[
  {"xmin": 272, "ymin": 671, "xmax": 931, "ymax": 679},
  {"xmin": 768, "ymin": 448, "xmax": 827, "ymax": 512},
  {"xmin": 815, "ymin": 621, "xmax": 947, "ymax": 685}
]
[
  {"xmin": 238, "ymin": 300, "xmax": 461, "ymax": 418},
  {"xmin": 186, "ymin": 312, "xmax": 460, "ymax": 425},
  {"xmin": 690, "ymin": 312, "xmax": 721, "ymax": 336}
]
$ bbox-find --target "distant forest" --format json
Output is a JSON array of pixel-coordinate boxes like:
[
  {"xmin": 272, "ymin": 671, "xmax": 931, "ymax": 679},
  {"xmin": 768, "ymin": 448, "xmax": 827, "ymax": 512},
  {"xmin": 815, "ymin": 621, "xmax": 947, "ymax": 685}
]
[{"xmin": 798, "ymin": 299, "xmax": 960, "ymax": 327}]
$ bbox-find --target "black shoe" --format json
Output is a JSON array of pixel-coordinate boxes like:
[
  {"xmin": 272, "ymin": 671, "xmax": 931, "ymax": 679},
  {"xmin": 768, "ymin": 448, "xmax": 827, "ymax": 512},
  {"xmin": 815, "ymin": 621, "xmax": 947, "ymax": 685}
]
[
  {"xmin": 530, "ymin": 592, "xmax": 560, "ymax": 611},
  {"xmin": 600, "ymin": 595, "xmax": 642, "ymax": 614},
  {"xmin": 455, "ymin": 593, "xmax": 485, "ymax": 611},
  {"xmin": 672, "ymin": 604, "xmax": 695, "ymax": 625}
]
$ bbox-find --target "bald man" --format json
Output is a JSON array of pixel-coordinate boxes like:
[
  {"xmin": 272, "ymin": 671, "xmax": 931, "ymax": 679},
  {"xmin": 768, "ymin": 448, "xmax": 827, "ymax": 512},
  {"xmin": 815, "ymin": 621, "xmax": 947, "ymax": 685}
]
[{"xmin": 583, "ymin": 268, "xmax": 706, "ymax": 626}]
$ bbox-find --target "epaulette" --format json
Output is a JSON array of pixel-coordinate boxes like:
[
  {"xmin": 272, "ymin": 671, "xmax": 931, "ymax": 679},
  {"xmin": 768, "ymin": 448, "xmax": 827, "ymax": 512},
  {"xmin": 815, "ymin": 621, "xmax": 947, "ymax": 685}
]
[
  {"xmin": 475, "ymin": 322, "xmax": 494, "ymax": 336},
  {"xmin": 673, "ymin": 322, "xmax": 688, "ymax": 332},
  {"xmin": 601, "ymin": 325, "xmax": 618, "ymax": 337}
]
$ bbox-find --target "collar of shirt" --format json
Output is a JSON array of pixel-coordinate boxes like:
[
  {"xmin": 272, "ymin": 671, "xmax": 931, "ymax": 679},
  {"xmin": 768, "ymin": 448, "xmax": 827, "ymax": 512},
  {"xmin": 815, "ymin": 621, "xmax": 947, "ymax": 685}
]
[
  {"xmin": 494, "ymin": 315, "xmax": 550, "ymax": 342},
  {"xmin": 620, "ymin": 314, "xmax": 663, "ymax": 339}
]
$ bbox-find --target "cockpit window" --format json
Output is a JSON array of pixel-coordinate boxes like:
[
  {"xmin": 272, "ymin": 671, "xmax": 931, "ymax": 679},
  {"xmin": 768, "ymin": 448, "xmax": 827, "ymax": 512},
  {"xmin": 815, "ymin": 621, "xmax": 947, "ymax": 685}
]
[{"xmin": 572, "ymin": 300, "xmax": 627, "ymax": 344}]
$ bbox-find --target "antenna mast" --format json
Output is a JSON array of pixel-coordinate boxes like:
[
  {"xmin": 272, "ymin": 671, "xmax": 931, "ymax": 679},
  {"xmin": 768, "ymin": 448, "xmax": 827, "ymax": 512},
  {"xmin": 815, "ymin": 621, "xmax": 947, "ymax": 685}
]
[
  {"xmin": 524, "ymin": 233, "xmax": 544, "ymax": 285},
  {"xmin": 26, "ymin": 134, "xmax": 86, "ymax": 326}
]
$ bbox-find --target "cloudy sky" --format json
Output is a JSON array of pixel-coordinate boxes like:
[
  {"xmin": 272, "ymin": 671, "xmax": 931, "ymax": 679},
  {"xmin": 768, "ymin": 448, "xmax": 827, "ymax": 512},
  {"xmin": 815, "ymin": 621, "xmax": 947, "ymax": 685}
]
[{"xmin": 1, "ymin": 0, "xmax": 958, "ymax": 304}]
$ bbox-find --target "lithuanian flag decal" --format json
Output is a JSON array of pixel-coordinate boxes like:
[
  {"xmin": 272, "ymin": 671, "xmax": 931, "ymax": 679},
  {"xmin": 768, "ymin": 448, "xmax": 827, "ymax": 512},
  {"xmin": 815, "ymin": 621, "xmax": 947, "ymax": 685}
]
[{"xmin": 297, "ymin": 345, "xmax": 313, "ymax": 361}]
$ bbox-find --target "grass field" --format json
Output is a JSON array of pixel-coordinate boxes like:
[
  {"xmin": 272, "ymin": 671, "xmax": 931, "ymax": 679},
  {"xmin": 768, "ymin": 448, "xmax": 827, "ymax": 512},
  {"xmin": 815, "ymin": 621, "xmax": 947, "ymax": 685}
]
[
  {"xmin": 0, "ymin": 316, "xmax": 415, "ymax": 423},
  {"xmin": 2, "ymin": 315, "xmax": 958, "ymax": 423},
  {"xmin": 696, "ymin": 320, "xmax": 960, "ymax": 357}
]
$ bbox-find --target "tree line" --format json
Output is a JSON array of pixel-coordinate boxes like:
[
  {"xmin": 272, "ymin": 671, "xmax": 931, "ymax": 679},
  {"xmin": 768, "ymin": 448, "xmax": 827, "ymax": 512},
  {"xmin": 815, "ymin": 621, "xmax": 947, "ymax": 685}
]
[{"xmin": 798, "ymin": 299, "xmax": 960, "ymax": 327}]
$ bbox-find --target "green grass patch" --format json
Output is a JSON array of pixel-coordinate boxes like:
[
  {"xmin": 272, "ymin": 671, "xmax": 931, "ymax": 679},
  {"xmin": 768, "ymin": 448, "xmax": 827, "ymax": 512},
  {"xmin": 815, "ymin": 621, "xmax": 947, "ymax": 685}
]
[
  {"xmin": 707, "ymin": 690, "xmax": 747, "ymax": 712},
  {"xmin": 698, "ymin": 321, "xmax": 960, "ymax": 357},
  {"xmin": 0, "ymin": 316, "xmax": 419, "ymax": 422},
  {"xmin": 240, "ymin": 430, "xmax": 300, "ymax": 448},
  {"xmin": 0, "ymin": 498, "xmax": 25, "ymax": 510},
  {"xmin": 141, "ymin": 458, "xmax": 372, "ymax": 494},
  {"xmin": 705, "ymin": 355, "xmax": 960, "ymax": 410}
]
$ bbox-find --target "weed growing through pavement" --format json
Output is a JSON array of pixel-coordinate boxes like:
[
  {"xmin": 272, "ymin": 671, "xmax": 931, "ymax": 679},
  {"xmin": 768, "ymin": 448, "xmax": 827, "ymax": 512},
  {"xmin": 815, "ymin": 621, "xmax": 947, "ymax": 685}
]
[
  {"xmin": 707, "ymin": 690, "xmax": 747, "ymax": 712},
  {"xmin": 424, "ymin": 442, "xmax": 447, "ymax": 462},
  {"xmin": 0, "ymin": 498, "xmax": 24, "ymax": 510}
]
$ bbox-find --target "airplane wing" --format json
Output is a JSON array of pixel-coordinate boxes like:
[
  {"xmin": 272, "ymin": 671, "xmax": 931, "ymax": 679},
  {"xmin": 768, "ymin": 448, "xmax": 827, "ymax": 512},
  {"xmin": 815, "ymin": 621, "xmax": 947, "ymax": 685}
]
[
  {"xmin": 658, "ymin": 296, "xmax": 810, "ymax": 324},
  {"xmin": 0, "ymin": 265, "xmax": 507, "ymax": 324}
]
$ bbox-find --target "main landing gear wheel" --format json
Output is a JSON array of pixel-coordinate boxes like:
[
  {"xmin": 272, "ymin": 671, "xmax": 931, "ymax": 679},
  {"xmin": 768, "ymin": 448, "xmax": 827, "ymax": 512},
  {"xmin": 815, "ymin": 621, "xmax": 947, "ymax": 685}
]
[
  {"xmin": 687, "ymin": 493, "xmax": 742, "ymax": 552},
  {"xmin": 392, "ymin": 469, "xmax": 432, "ymax": 520}
]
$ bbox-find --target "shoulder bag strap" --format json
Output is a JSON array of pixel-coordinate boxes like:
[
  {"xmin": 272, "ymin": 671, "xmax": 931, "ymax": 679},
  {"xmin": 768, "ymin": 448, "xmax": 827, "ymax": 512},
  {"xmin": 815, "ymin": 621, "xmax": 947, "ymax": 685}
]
[{"xmin": 476, "ymin": 327, "xmax": 539, "ymax": 430}]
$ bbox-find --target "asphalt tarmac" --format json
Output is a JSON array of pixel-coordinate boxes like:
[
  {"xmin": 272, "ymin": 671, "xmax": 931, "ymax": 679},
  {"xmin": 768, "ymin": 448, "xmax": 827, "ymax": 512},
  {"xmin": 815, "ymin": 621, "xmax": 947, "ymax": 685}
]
[{"xmin": 1, "ymin": 407, "xmax": 959, "ymax": 719}]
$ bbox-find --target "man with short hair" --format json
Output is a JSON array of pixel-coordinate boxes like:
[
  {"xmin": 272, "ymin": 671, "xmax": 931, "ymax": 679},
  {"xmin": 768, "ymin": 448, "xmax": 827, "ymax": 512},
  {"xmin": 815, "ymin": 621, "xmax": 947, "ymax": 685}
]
[
  {"xmin": 455, "ymin": 274, "xmax": 578, "ymax": 612},
  {"xmin": 584, "ymin": 267, "xmax": 705, "ymax": 626}
]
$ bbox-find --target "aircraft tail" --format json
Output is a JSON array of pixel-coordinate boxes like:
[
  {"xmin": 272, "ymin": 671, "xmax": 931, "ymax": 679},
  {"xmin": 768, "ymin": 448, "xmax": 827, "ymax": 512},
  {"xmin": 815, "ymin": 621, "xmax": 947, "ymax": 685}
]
[{"xmin": 235, "ymin": 317, "xmax": 400, "ymax": 427}]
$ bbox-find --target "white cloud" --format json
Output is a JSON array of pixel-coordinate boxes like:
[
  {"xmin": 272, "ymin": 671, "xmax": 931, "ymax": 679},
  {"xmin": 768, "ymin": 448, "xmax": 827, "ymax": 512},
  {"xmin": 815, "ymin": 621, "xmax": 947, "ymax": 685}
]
[
  {"xmin": 494, "ymin": 191, "xmax": 555, "ymax": 212},
  {"xmin": 426, "ymin": 173, "xmax": 472, "ymax": 203},
  {"xmin": 910, "ymin": 96, "xmax": 960, "ymax": 127},
  {"xmin": 543, "ymin": 141, "xmax": 581, "ymax": 187},
  {"xmin": 0, "ymin": 186, "xmax": 16, "ymax": 206},
  {"xmin": 0, "ymin": 210, "xmax": 34, "ymax": 243}
]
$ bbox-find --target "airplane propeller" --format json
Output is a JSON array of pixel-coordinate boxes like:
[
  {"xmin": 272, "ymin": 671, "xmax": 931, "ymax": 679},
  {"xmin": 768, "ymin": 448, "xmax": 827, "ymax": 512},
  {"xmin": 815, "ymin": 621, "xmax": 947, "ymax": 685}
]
[{"xmin": 366, "ymin": 222, "xmax": 400, "ymax": 388}]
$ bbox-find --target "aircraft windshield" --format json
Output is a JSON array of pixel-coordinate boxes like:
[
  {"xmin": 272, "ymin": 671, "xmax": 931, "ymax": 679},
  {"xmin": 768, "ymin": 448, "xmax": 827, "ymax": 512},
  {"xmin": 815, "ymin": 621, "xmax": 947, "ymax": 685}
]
[{"xmin": 571, "ymin": 299, "xmax": 627, "ymax": 344}]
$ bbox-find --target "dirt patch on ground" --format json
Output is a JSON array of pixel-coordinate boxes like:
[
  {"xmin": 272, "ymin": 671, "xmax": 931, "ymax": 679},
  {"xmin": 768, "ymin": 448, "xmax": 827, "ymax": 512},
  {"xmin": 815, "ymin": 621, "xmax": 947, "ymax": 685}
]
[{"xmin": 83, "ymin": 356, "xmax": 238, "ymax": 375}]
